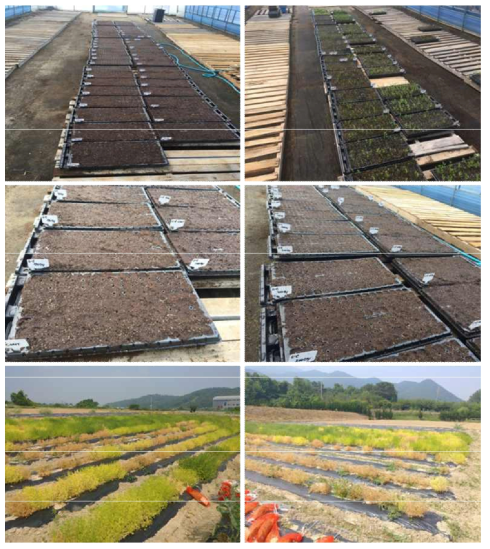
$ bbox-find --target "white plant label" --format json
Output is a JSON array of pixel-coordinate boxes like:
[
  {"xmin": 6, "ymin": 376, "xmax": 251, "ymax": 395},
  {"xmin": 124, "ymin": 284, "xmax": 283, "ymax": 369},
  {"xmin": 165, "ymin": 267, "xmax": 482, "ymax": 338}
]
[
  {"xmin": 5, "ymin": 339, "xmax": 29, "ymax": 353},
  {"xmin": 378, "ymin": 202, "xmax": 384, "ymax": 207},
  {"xmin": 355, "ymin": 215, "xmax": 364, "ymax": 222},
  {"xmin": 188, "ymin": 258, "xmax": 210, "ymax": 271},
  {"xmin": 41, "ymin": 215, "xmax": 58, "ymax": 226},
  {"xmin": 289, "ymin": 350, "xmax": 317, "ymax": 362},
  {"xmin": 368, "ymin": 195, "xmax": 374, "ymax": 201},
  {"xmin": 422, "ymin": 273, "xmax": 435, "ymax": 284},
  {"xmin": 274, "ymin": 212, "xmax": 286, "ymax": 220},
  {"xmin": 369, "ymin": 227, "xmax": 379, "ymax": 235},
  {"xmin": 277, "ymin": 246, "xmax": 293, "ymax": 255},
  {"xmin": 469, "ymin": 320, "xmax": 481, "ymax": 330},
  {"xmin": 391, "ymin": 245, "xmax": 403, "ymax": 252},
  {"xmin": 27, "ymin": 259, "xmax": 50, "ymax": 271},
  {"xmin": 278, "ymin": 223, "xmax": 291, "ymax": 233},
  {"xmin": 270, "ymin": 286, "xmax": 292, "ymax": 300},
  {"xmin": 54, "ymin": 189, "xmax": 67, "ymax": 200},
  {"xmin": 169, "ymin": 219, "xmax": 185, "ymax": 231},
  {"xmin": 158, "ymin": 195, "xmax": 171, "ymax": 205},
  {"xmin": 337, "ymin": 197, "xmax": 344, "ymax": 205},
  {"xmin": 331, "ymin": 185, "xmax": 340, "ymax": 190},
  {"xmin": 271, "ymin": 192, "xmax": 282, "ymax": 199},
  {"xmin": 271, "ymin": 200, "xmax": 282, "ymax": 208}
]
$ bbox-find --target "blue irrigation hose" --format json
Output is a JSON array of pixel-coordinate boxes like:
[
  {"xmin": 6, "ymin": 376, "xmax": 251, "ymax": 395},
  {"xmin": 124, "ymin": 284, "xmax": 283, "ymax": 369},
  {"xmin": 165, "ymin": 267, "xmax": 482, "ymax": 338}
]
[{"xmin": 159, "ymin": 42, "xmax": 240, "ymax": 94}]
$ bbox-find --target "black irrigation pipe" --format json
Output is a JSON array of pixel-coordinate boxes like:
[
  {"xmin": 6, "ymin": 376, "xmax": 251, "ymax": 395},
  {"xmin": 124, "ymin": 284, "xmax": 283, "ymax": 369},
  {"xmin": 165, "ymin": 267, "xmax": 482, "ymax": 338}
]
[
  {"xmin": 246, "ymin": 471, "xmax": 447, "ymax": 537},
  {"xmin": 247, "ymin": 456, "xmax": 456, "ymax": 500}
]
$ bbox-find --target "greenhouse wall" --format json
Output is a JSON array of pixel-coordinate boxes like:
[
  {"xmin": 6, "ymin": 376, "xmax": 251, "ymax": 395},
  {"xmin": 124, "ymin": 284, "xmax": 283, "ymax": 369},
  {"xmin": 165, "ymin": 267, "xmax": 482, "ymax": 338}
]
[
  {"xmin": 184, "ymin": 5, "xmax": 240, "ymax": 36},
  {"xmin": 396, "ymin": 185, "xmax": 481, "ymax": 216},
  {"xmin": 5, "ymin": 5, "xmax": 31, "ymax": 19},
  {"xmin": 406, "ymin": 6, "xmax": 481, "ymax": 36}
]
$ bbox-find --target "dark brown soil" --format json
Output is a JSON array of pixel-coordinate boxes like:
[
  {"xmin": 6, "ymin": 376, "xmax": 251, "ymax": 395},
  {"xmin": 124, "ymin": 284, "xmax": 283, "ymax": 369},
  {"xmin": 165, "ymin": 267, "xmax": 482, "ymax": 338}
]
[
  {"xmin": 270, "ymin": 258, "xmax": 400, "ymax": 299},
  {"xmin": 274, "ymin": 186, "xmax": 324, "ymax": 200},
  {"xmin": 394, "ymin": 256, "xmax": 481, "ymax": 286},
  {"xmin": 373, "ymin": 337, "xmax": 478, "ymax": 362},
  {"xmin": 87, "ymin": 66, "xmax": 133, "ymax": 76},
  {"xmin": 71, "ymin": 123, "xmax": 156, "ymax": 142},
  {"xmin": 276, "ymin": 233, "xmax": 377, "ymax": 254},
  {"xmin": 68, "ymin": 141, "xmax": 166, "ymax": 168},
  {"xmin": 58, "ymin": 185, "xmax": 147, "ymax": 203},
  {"xmin": 280, "ymin": 219, "xmax": 360, "ymax": 235},
  {"xmin": 74, "ymin": 108, "xmax": 149, "ymax": 123},
  {"xmin": 83, "ymin": 86, "xmax": 140, "ymax": 96},
  {"xmin": 84, "ymin": 77, "xmax": 138, "ymax": 87},
  {"xmin": 168, "ymin": 231, "xmax": 240, "ymax": 273},
  {"xmin": 339, "ymin": 203, "xmax": 396, "ymax": 215},
  {"xmin": 32, "ymin": 230, "xmax": 178, "ymax": 271},
  {"xmin": 139, "ymin": 79, "xmax": 192, "ymax": 88},
  {"xmin": 79, "ymin": 96, "xmax": 144, "ymax": 108},
  {"xmin": 355, "ymin": 214, "xmax": 420, "ymax": 235},
  {"xmin": 320, "ymin": 186, "xmax": 361, "ymax": 201},
  {"xmin": 147, "ymin": 188, "xmax": 233, "ymax": 210},
  {"xmin": 14, "ymin": 271, "xmax": 217, "ymax": 353},
  {"xmin": 48, "ymin": 202, "xmax": 160, "ymax": 229},
  {"xmin": 157, "ymin": 206, "xmax": 240, "ymax": 232},
  {"xmin": 374, "ymin": 233, "xmax": 454, "ymax": 254},
  {"xmin": 279, "ymin": 288, "xmax": 449, "ymax": 361},
  {"xmin": 148, "ymin": 104, "xmax": 223, "ymax": 123},
  {"xmin": 154, "ymin": 122, "xmax": 238, "ymax": 143},
  {"xmin": 137, "ymin": 67, "xmax": 187, "ymax": 78},
  {"xmin": 144, "ymin": 87, "xmax": 198, "ymax": 97},
  {"xmin": 278, "ymin": 203, "xmax": 345, "ymax": 219}
]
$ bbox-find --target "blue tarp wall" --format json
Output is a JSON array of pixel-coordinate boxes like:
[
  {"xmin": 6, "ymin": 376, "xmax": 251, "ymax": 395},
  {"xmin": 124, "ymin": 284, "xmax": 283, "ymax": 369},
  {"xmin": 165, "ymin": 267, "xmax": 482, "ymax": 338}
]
[
  {"xmin": 184, "ymin": 5, "xmax": 240, "ymax": 36},
  {"xmin": 396, "ymin": 185, "xmax": 481, "ymax": 216},
  {"xmin": 5, "ymin": 5, "xmax": 31, "ymax": 19},
  {"xmin": 406, "ymin": 6, "xmax": 481, "ymax": 36}
]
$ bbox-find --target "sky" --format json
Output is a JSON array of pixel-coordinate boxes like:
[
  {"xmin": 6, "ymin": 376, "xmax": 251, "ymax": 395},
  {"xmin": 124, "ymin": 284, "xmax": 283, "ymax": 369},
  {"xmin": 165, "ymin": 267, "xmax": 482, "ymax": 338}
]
[
  {"xmin": 5, "ymin": 367, "xmax": 240, "ymax": 405},
  {"xmin": 245, "ymin": 366, "xmax": 481, "ymax": 400}
]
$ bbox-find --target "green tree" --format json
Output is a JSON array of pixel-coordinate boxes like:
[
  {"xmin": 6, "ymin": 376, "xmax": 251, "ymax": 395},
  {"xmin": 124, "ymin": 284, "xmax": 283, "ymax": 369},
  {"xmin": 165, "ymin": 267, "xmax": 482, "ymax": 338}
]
[
  {"xmin": 76, "ymin": 398, "xmax": 98, "ymax": 409},
  {"xmin": 190, "ymin": 405, "xmax": 197, "ymax": 413},
  {"xmin": 10, "ymin": 390, "xmax": 34, "ymax": 407},
  {"xmin": 468, "ymin": 389, "xmax": 481, "ymax": 404},
  {"xmin": 129, "ymin": 404, "xmax": 140, "ymax": 410}
]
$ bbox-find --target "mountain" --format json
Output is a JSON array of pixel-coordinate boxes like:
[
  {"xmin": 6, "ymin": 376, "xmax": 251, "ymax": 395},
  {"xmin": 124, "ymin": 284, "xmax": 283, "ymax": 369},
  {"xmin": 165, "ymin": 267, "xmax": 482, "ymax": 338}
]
[
  {"xmin": 106, "ymin": 387, "xmax": 240, "ymax": 410},
  {"xmin": 246, "ymin": 367, "xmax": 461, "ymax": 402}
]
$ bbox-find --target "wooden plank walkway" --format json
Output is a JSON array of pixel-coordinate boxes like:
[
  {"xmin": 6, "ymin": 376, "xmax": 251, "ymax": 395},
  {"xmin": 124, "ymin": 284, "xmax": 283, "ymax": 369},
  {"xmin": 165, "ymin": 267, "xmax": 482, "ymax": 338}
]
[
  {"xmin": 5, "ymin": 10, "xmax": 80, "ymax": 78},
  {"xmin": 152, "ymin": 17, "xmax": 240, "ymax": 90},
  {"xmin": 355, "ymin": 185, "xmax": 481, "ymax": 256},
  {"xmin": 358, "ymin": 7, "xmax": 480, "ymax": 89},
  {"xmin": 245, "ymin": 13, "xmax": 291, "ymax": 181}
]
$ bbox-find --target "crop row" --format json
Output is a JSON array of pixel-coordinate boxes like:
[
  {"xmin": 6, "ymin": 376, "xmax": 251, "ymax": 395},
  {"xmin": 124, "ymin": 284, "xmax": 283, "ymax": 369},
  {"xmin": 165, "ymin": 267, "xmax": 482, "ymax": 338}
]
[
  {"xmin": 246, "ymin": 458, "xmax": 429, "ymax": 518},
  {"xmin": 6, "ymin": 425, "xmax": 238, "ymax": 518},
  {"xmin": 51, "ymin": 436, "xmax": 240, "ymax": 542}
]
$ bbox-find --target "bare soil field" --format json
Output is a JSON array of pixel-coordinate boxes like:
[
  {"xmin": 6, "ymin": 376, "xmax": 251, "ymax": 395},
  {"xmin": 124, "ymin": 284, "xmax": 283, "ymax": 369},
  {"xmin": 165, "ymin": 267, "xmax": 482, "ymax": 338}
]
[{"xmin": 245, "ymin": 406, "xmax": 365, "ymax": 423}]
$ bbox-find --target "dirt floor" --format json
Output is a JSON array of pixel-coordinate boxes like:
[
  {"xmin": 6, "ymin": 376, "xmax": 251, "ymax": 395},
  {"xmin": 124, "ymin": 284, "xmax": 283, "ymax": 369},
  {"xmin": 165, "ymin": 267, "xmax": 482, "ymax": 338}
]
[
  {"xmin": 5, "ymin": 12, "xmax": 240, "ymax": 182},
  {"xmin": 245, "ymin": 186, "xmax": 270, "ymax": 362},
  {"xmin": 246, "ymin": 406, "xmax": 365, "ymax": 423}
]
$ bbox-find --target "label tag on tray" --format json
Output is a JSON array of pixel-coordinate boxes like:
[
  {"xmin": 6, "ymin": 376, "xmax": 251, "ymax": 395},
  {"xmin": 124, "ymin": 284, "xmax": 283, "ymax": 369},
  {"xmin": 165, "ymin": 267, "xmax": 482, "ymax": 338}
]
[
  {"xmin": 5, "ymin": 339, "xmax": 29, "ymax": 354},
  {"xmin": 277, "ymin": 246, "xmax": 293, "ymax": 255},
  {"xmin": 289, "ymin": 350, "xmax": 317, "ymax": 362},
  {"xmin": 54, "ymin": 189, "xmax": 67, "ymax": 200},
  {"xmin": 277, "ymin": 223, "xmax": 291, "ymax": 233},
  {"xmin": 369, "ymin": 227, "xmax": 379, "ymax": 235},
  {"xmin": 188, "ymin": 258, "xmax": 210, "ymax": 271},
  {"xmin": 368, "ymin": 195, "xmax": 374, "ymax": 201},
  {"xmin": 355, "ymin": 215, "xmax": 364, "ymax": 222},
  {"xmin": 41, "ymin": 215, "xmax": 58, "ymax": 226},
  {"xmin": 27, "ymin": 259, "xmax": 50, "ymax": 271},
  {"xmin": 270, "ymin": 286, "xmax": 292, "ymax": 300},
  {"xmin": 469, "ymin": 320, "xmax": 481, "ymax": 330},
  {"xmin": 274, "ymin": 212, "xmax": 286, "ymax": 220},
  {"xmin": 331, "ymin": 185, "xmax": 340, "ymax": 190},
  {"xmin": 271, "ymin": 200, "xmax": 282, "ymax": 208},
  {"xmin": 422, "ymin": 272, "xmax": 435, "ymax": 284},
  {"xmin": 159, "ymin": 195, "xmax": 171, "ymax": 205},
  {"xmin": 378, "ymin": 202, "xmax": 384, "ymax": 207},
  {"xmin": 337, "ymin": 197, "xmax": 344, "ymax": 205},
  {"xmin": 391, "ymin": 245, "xmax": 403, "ymax": 252},
  {"xmin": 169, "ymin": 219, "xmax": 185, "ymax": 231}
]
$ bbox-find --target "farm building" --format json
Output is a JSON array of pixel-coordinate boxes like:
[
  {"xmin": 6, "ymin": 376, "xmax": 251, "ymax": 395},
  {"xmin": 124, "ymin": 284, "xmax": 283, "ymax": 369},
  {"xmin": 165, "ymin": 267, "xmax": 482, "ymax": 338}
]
[
  {"xmin": 5, "ymin": 4, "xmax": 240, "ymax": 181},
  {"xmin": 213, "ymin": 395, "xmax": 240, "ymax": 409},
  {"xmin": 244, "ymin": 6, "xmax": 480, "ymax": 181}
]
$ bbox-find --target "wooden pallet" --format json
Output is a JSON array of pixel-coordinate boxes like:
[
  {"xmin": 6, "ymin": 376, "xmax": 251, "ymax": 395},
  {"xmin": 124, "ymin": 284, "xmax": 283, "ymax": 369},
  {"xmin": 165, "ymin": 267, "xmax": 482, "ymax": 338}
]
[
  {"xmin": 149, "ymin": 16, "xmax": 240, "ymax": 90},
  {"xmin": 355, "ymin": 185, "xmax": 481, "ymax": 256},
  {"xmin": 245, "ymin": 13, "xmax": 291, "ymax": 181},
  {"xmin": 357, "ymin": 7, "xmax": 480, "ymax": 90},
  {"xmin": 5, "ymin": 10, "xmax": 80, "ymax": 78}
]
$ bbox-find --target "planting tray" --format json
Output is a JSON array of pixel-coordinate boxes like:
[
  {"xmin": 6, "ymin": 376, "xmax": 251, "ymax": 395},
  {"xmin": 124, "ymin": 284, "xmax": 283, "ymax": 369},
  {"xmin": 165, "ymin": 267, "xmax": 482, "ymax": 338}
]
[
  {"xmin": 364, "ymin": 65, "xmax": 406, "ymax": 78},
  {"xmin": 349, "ymin": 158, "xmax": 426, "ymax": 181},
  {"xmin": 167, "ymin": 231, "xmax": 240, "ymax": 276},
  {"xmin": 333, "ymin": 87, "xmax": 380, "ymax": 104},
  {"xmin": 397, "ymin": 109, "xmax": 459, "ymax": 139},
  {"xmin": 81, "ymin": 85, "xmax": 141, "ymax": 96},
  {"xmin": 82, "ymin": 77, "xmax": 140, "ymax": 87},
  {"xmin": 376, "ymin": 83, "xmax": 423, "ymax": 100},
  {"xmin": 386, "ymin": 94, "xmax": 441, "ymax": 116},
  {"xmin": 326, "ymin": 70, "xmax": 372, "ymax": 91},
  {"xmin": 70, "ymin": 123, "xmax": 156, "ymax": 142},
  {"xmin": 270, "ymin": 218, "xmax": 360, "ymax": 236},
  {"xmin": 432, "ymin": 155, "xmax": 480, "ymax": 181},
  {"xmin": 411, "ymin": 35, "xmax": 439, "ymax": 44},
  {"xmin": 352, "ymin": 44, "xmax": 386, "ymax": 54},
  {"xmin": 51, "ymin": 185, "xmax": 148, "ymax": 204},
  {"xmin": 357, "ymin": 53, "xmax": 395, "ymax": 67},
  {"xmin": 23, "ymin": 229, "xmax": 179, "ymax": 272},
  {"xmin": 277, "ymin": 287, "xmax": 450, "ymax": 362},
  {"xmin": 76, "ymin": 96, "xmax": 146, "ymax": 109},
  {"xmin": 270, "ymin": 233, "xmax": 379, "ymax": 260},
  {"xmin": 373, "ymin": 337, "xmax": 479, "ymax": 362},
  {"xmin": 147, "ymin": 187, "xmax": 236, "ymax": 211},
  {"xmin": 5, "ymin": 270, "xmax": 220, "ymax": 361},
  {"xmin": 269, "ymin": 201, "xmax": 344, "ymax": 219},
  {"xmin": 73, "ymin": 107, "xmax": 150, "ymax": 123},
  {"xmin": 332, "ymin": 98, "xmax": 388, "ymax": 122},
  {"xmin": 371, "ymin": 230, "xmax": 456, "ymax": 257},
  {"xmin": 155, "ymin": 205, "xmax": 240, "ymax": 233},
  {"xmin": 336, "ymin": 114, "xmax": 398, "ymax": 143},
  {"xmin": 262, "ymin": 258, "xmax": 402, "ymax": 304},
  {"xmin": 153, "ymin": 122, "xmax": 239, "ymax": 146},
  {"xmin": 39, "ymin": 202, "xmax": 161, "ymax": 230}
]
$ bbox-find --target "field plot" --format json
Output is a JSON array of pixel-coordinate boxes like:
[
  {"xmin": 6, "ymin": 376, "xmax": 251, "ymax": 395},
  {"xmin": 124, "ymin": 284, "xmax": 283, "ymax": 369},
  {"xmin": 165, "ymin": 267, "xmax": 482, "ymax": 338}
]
[
  {"xmin": 256, "ymin": 184, "xmax": 480, "ymax": 362},
  {"xmin": 245, "ymin": 419, "xmax": 480, "ymax": 542},
  {"xmin": 5, "ymin": 412, "xmax": 240, "ymax": 543}
]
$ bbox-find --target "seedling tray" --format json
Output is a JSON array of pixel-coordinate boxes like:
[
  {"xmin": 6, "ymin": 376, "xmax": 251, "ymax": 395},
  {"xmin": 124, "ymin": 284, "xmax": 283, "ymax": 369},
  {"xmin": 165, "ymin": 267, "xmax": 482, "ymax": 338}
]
[
  {"xmin": 25, "ymin": 229, "xmax": 179, "ymax": 272},
  {"xmin": 277, "ymin": 288, "xmax": 450, "ymax": 362},
  {"xmin": 38, "ymin": 202, "xmax": 162, "ymax": 230},
  {"xmin": 147, "ymin": 187, "xmax": 233, "ymax": 210},
  {"xmin": 83, "ymin": 77, "xmax": 139, "ymax": 87},
  {"xmin": 332, "ymin": 98, "xmax": 387, "ymax": 121},
  {"xmin": 372, "ymin": 232, "xmax": 456, "ymax": 257},
  {"xmin": 397, "ymin": 109, "xmax": 459, "ymax": 139},
  {"xmin": 5, "ymin": 270, "xmax": 220, "ymax": 361},
  {"xmin": 374, "ymin": 337, "xmax": 479, "ymax": 362},
  {"xmin": 73, "ymin": 107, "xmax": 150, "ymax": 123},
  {"xmin": 340, "ymin": 133, "xmax": 412, "ymax": 173},
  {"xmin": 51, "ymin": 185, "xmax": 148, "ymax": 203},
  {"xmin": 167, "ymin": 231, "xmax": 240, "ymax": 277},
  {"xmin": 432, "ymin": 154, "xmax": 480, "ymax": 181},
  {"xmin": 148, "ymin": 105, "xmax": 227, "ymax": 124},
  {"xmin": 333, "ymin": 87, "xmax": 379, "ymax": 104},
  {"xmin": 153, "ymin": 121, "xmax": 239, "ymax": 147},
  {"xmin": 411, "ymin": 35, "xmax": 439, "ymax": 44},
  {"xmin": 364, "ymin": 65, "xmax": 405, "ymax": 78},
  {"xmin": 348, "ymin": 158, "xmax": 426, "ymax": 180},
  {"xmin": 271, "ymin": 218, "xmax": 359, "ymax": 236},
  {"xmin": 418, "ymin": 25, "xmax": 442, "ymax": 32},
  {"xmin": 327, "ymin": 72, "xmax": 372, "ymax": 91},
  {"xmin": 69, "ymin": 123, "xmax": 156, "ymax": 142},
  {"xmin": 357, "ymin": 53, "xmax": 394, "ymax": 67},
  {"xmin": 76, "ymin": 96, "xmax": 146, "ymax": 109},
  {"xmin": 263, "ymin": 258, "xmax": 402, "ymax": 304},
  {"xmin": 314, "ymin": 15, "xmax": 336, "ymax": 25},
  {"xmin": 85, "ymin": 66, "xmax": 133, "ymax": 77},
  {"xmin": 386, "ymin": 94, "xmax": 440, "ymax": 115},
  {"xmin": 141, "ymin": 86, "xmax": 198, "ymax": 97},
  {"xmin": 81, "ymin": 85, "xmax": 141, "ymax": 96},
  {"xmin": 345, "ymin": 36, "xmax": 376, "ymax": 45},
  {"xmin": 376, "ymin": 83, "xmax": 424, "ymax": 100},
  {"xmin": 352, "ymin": 44, "xmax": 386, "ymax": 54},
  {"xmin": 155, "ymin": 205, "xmax": 240, "ymax": 233},
  {"xmin": 269, "ymin": 207, "xmax": 347, "ymax": 223},
  {"xmin": 337, "ymin": 114, "xmax": 399, "ymax": 143}
]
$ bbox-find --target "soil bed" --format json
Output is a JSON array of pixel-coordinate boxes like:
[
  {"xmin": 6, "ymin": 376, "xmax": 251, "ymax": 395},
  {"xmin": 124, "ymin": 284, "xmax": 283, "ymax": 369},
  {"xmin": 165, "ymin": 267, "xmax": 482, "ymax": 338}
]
[
  {"xmin": 343, "ymin": 133, "xmax": 412, "ymax": 172},
  {"xmin": 78, "ymin": 96, "xmax": 145, "ymax": 109},
  {"xmin": 374, "ymin": 337, "xmax": 478, "ymax": 362},
  {"xmin": 73, "ymin": 107, "xmax": 149, "ymax": 123},
  {"xmin": 71, "ymin": 123, "xmax": 155, "ymax": 142},
  {"xmin": 67, "ymin": 141, "xmax": 167, "ymax": 168},
  {"xmin": 56, "ymin": 185, "xmax": 147, "ymax": 203},
  {"xmin": 351, "ymin": 159, "xmax": 425, "ymax": 180},
  {"xmin": 268, "ymin": 258, "xmax": 401, "ymax": 301},
  {"xmin": 338, "ymin": 113, "xmax": 398, "ymax": 142},
  {"xmin": 275, "ymin": 233, "xmax": 378, "ymax": 256},
  {"xmin": 167, "ymin": 231, "xmax": 240, "ymax": 275},
  {"xmin": 156, "ymin": 206, "xmax": 240, "ymax": 232},
  {"xmin": 278, "ymin": 288, "xmax": 449, "ymax": 361},
  {"xmin": 46, "ymin": 202, "xmax": 160, "ymax": 229},
  {"xmin": 32, "ymin": 230, "xmax": 178, "ymax": 271},
  {"xmin": 9, "ymin": 271, "xmax": 218, "ymax": 356}
]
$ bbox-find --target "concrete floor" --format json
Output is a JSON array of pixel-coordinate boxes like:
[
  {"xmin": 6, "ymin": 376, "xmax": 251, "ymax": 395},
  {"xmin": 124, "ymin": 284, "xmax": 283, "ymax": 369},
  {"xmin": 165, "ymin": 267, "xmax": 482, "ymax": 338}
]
[{"xmin": 5, "ymin": 13, "xmax": 240, "ymax": 181}]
